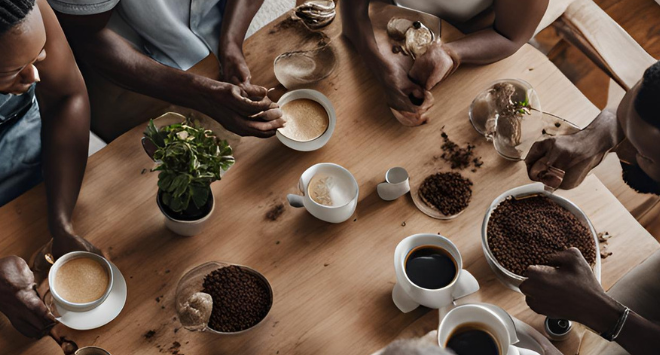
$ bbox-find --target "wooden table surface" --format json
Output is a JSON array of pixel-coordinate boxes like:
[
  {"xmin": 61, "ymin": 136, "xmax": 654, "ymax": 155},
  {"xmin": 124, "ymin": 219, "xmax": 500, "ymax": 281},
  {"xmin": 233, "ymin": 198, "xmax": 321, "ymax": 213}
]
[{"xmin": 1, "ymin": 7, "xmax": 658, "ymax": 355}]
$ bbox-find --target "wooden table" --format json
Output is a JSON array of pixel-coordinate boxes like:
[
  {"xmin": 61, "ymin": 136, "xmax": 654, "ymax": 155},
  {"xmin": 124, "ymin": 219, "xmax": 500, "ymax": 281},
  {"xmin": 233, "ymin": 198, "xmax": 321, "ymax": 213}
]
[{"xmin": 1, "ymin": 7, "xmax": 657, "ymax": 355}]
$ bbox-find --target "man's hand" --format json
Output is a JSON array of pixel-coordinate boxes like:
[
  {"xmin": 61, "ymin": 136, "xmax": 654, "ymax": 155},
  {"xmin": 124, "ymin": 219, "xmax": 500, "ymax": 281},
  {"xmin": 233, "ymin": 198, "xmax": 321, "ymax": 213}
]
[
  {"xmin": 380, "ymin": 62, "xmax": 434, "ymax": 126},
  {"xmin": 520, "ymin": 248, "xmax": 622, "ymax": 333},
  {"xmin": 0, "ymin": 256, "xmax": 56, "ymax": 339},
  {"xmin": 409, "ymin": 42, "xmax": 457, "ymax": 91},
  {"xmin": 525, "ymin": 109, "xmax": 621, "ymax": 189},
  {"xmin": 199, "ymin": 81, "xmax": 285, "ymax": 138},
  {"xmin": 51, "ymin": 232, "xmax": 101, "ymax": 260},
  {"xmin": 220, "ymin": 45, "xmax": 252, "ymax": 89}
]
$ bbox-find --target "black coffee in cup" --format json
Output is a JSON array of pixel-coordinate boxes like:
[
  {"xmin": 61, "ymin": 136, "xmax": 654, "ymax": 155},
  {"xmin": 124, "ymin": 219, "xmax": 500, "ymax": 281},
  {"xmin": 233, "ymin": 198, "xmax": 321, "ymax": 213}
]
[
  {"xmin": 405, "ymin": 245, "xmax": 457, "ymax": 289},
  {"xmin": 446, "ymin": 323, "xmax": 500, "ymax": 355}
]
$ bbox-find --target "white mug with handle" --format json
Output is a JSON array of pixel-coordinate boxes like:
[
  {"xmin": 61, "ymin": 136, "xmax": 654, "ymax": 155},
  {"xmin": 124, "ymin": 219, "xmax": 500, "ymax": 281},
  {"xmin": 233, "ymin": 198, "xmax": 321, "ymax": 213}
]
[
  {"xmin": 392, "ymin": 233, "xmax": 479, "ymax": 312},
  {"xmin": 438, "ymin": 303, "xmax": 541, "ymax": 355},
  {"xmin": 287, "ymin": 163, "xmax": 359, "ymax": 223}
]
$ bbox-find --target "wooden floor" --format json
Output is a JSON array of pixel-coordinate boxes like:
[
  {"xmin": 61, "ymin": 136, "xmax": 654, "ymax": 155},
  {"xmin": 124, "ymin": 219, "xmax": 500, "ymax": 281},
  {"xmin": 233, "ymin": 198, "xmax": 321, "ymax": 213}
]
[{"xmin": 534, "ymin": 0, "xmax": 660, "ymax": 240}]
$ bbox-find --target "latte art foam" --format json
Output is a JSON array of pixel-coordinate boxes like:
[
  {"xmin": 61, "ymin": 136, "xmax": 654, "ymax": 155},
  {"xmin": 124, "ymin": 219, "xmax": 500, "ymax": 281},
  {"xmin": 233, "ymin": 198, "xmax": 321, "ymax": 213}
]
[{"xmin": 278, "ymin": 99, "xmax": 329, "ymax": 142}]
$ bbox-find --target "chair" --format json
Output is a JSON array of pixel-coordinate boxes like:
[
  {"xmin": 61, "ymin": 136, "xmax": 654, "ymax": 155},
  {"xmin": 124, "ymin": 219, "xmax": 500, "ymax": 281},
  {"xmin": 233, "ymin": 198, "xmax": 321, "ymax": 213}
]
[{"xmin": 533, "ymin": 0, "xmax": 659, "ymax": 220}]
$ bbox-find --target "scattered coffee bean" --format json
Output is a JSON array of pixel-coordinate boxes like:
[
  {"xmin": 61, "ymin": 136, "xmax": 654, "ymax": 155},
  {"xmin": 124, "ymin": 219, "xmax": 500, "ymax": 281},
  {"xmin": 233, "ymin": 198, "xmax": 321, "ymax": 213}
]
[
  {"xmin": 487, "ymin": 195, "xmax": 596, "ymax": 276},
  {"xmin": 144, "ymin": 330, "xmax": 156, "ymax": 339},
  {"xmin": 401, "ymin": 221, "xmax": 406, "ymax": 226},
  {"xmin": 202, "ymin": 266, "xmax": 271, "ymax": 333},
  {"xmin": 440, "ymin": 131, "xmax": 483, "ymax": 170},
  {"xmin": 266, "ymin": 203, "xmax": 285, "ymax": 221},
  {"xmin": 555, "ymin": 122, "xmax": 561, "ymax": 128},
  {"xmin": 419, "ymin": 172, "xmax": 473, "ymax": 216}
]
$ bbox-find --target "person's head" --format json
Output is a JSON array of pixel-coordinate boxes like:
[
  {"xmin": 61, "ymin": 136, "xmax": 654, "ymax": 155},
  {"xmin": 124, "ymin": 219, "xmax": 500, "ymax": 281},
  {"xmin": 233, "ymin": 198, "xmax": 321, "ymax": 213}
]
[
  {"xmin": 0, "ymin": 0, "xmax": 46, "ymax": 95},
  {"xmin": 616, "ymin": 61, "xmax": 660, "ymax": 195}
]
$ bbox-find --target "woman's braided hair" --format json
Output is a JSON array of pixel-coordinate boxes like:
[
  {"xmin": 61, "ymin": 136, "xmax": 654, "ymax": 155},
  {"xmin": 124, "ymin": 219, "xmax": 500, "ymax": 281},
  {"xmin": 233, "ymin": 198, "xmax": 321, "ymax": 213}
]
[{"xmin": 0, "ymin": 0, "xmax": 35, "ymax": 35}]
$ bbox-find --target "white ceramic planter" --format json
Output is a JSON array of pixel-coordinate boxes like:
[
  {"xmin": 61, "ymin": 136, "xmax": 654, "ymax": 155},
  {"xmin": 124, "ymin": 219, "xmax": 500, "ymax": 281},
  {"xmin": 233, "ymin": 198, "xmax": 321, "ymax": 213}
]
[{"xmin": 157, "ymin": 190, "xmax": 215, "ymax": 237}]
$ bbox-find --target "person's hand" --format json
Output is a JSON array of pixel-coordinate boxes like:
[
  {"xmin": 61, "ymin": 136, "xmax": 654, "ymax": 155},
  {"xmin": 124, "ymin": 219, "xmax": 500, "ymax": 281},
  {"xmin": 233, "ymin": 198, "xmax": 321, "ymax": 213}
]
[
  {"xmin": 0, "ymin": 256, "xmax": 56, "ymax": 339},
  {"xmin": 409, "ymin": 42, "xmax": 457, "ymax": 91},
  {"xmin": 520, "ymin": 248, "xmax": 621, "ymax": 333},
  {"xmin": 220, "ymin": 48, "xmax": 252, "ymax": 89},
  {"xmin": 525, "ymin": 132, "xmax": 610, "ymax": 190},
  {"xmin": 52, "ymin": 232, "xmax": 101, "ymax": 260},
  {"xmin": 525, "ymin": 109, "xmax": 619, "ymax": 189},
  {"xmin": 379, "ymin": 62, "xmax": 434, "ymax": 126},
  {"xmin": 199, "ymin": 81, "xmax": 285, "ymax": 138}
]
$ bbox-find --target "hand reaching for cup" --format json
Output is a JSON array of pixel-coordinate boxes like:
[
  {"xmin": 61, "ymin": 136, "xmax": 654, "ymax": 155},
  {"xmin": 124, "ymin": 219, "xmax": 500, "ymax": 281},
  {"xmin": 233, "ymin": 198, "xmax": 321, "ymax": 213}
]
[{"xmin": 0, "ymin": 256, "xmax": 56, "ymax": 339}]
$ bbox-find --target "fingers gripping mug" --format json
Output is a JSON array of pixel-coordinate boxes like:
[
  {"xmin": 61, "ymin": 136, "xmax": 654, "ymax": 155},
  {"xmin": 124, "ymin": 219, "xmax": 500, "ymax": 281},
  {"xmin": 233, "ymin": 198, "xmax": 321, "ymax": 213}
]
[{"xmin": 392, "ymin": 234, "xmax": 479, "ymax": 313}]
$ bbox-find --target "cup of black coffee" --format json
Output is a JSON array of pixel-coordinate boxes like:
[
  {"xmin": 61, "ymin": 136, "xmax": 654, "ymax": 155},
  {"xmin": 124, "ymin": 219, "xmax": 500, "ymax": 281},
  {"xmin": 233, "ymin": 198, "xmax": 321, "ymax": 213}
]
[
  {"xmin": 392, "ymin": 234, "xmax": 479, "ymax": 313},
  {"xmin": 438, "ymin": 303, "xmax": 541, "ymax": 355}
]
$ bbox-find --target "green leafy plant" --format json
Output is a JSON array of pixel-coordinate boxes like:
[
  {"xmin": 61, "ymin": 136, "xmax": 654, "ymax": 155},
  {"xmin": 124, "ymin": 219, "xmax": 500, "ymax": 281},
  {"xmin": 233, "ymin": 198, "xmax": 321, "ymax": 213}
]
[{"xmin": 144, "ymin": 119, "xmax": 234, "ymax": 215}]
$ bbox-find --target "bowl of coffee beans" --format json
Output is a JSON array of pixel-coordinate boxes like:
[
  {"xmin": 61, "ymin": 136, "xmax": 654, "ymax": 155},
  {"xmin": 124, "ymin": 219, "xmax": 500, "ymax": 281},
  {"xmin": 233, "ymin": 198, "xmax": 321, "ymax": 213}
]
[
  {"xmin": 481, "ymin": 183, "xmax": 600, "ymax": 292},
  {"xmin": 175, "ymin": 261, "xmax": 273, "ymax": 335}
]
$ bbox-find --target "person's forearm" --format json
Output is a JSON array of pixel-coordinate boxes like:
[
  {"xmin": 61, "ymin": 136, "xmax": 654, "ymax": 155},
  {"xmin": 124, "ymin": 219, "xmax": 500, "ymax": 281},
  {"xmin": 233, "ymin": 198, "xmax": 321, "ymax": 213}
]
[
  {"xmin": 584, "ymin": 108, "xmax": 625, "ymax": 153},
  {"xmin": 341, "ymin": 0, "xmax": 391, "ymax": 77},
  {"xmin": 39, "ymin": 93, "xmax": 89, "ymax": 239},
  {"xmin": 218, "ymin": 0, "xmax": 264, "ymax": 54},
  {"xmin": 67, "ymin": 29, "xmax": 216, "ymax": 113},
  {"xmin": 581, "ymin": 294, "xmax": 660, "ymax": 355},
  {"xmin": 444, "ymin": 29, "xmax": 521, "ymax": 65}
]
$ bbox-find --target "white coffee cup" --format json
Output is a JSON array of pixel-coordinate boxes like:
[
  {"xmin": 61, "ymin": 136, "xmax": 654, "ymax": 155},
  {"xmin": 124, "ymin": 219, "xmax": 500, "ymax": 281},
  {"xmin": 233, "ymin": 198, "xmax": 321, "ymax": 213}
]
[
  {"xmin": 393, "ymin": 234, "xmax": 479, "ymax": 313},
  {"xmin": 287, "ymin": 163, "xmax": 359, "ymax": 223},
  {"xmin": 48, "ymin": 251, "xmax": 114, "ymax": 312},
  {"xmin": 438, "ymin": 303, "xmax": 540, "ymax": 355}
]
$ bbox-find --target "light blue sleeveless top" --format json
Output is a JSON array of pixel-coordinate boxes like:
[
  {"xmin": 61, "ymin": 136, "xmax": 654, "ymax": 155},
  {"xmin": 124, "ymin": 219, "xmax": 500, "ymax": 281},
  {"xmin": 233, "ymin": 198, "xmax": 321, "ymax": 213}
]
[{"xmin": 0, "ymin": 85, "xmax": 42, "ymax": 206}]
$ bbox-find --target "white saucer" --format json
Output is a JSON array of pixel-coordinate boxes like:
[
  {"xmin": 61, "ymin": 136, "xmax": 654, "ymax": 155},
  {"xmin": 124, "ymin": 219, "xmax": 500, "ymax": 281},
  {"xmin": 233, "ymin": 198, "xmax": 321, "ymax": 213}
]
[{"xmin": 53, "ymin": 262, "xmax": 127, "ymax": 330}]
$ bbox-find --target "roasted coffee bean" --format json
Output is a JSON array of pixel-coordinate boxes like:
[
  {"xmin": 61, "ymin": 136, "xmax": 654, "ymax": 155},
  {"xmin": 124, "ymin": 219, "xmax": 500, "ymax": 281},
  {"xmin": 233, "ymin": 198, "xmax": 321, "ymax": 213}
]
[
  {"xmin": 487, "ymin": 195, "xmax": 596, "ymax": 276},
  {"xmin": 202, "ymin": 266, "xmax": 271, "ymax": 332},
  {"xmin": 419, "ymin": 172, "xmax": 473, "ymax": 216},
  {"xmin": 440, "ymin": 131, "xmax": 483, "ymax": 170}
]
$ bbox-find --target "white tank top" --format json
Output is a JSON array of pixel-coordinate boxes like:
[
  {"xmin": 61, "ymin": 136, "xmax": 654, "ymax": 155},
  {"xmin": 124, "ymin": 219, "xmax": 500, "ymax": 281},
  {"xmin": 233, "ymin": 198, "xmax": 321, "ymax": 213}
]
[{"xmin": 393, "ymin": 0, "xmax": 494, "ymax": 22}]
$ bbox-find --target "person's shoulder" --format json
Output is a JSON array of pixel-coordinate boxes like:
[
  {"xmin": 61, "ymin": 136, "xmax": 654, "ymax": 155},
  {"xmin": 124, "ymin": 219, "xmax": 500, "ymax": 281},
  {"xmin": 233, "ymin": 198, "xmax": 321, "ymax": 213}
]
[{"xmin": 47, "ymin": 0, "xmax": 119, "ymax": 15}]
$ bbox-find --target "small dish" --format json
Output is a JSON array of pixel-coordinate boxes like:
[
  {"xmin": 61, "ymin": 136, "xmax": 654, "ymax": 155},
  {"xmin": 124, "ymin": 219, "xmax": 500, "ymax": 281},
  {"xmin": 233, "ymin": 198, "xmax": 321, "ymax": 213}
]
[
  {"xmin": 276, "ymin": 89, "xmax": 336, "ymax": 151},
  {"xmin": 409, "ymin": 173, "xmax": 467, "ymax": 220},
  {"xmin": 46, "ymin": 262, "xmax": 127, "ymax": 330}
]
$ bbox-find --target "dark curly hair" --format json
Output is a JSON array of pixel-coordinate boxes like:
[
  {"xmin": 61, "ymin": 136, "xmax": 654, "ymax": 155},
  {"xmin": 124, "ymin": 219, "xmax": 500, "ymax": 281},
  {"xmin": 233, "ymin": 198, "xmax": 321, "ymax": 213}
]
[
  {"xmin": 634, "ymin": 61, "xmax": 660, "ymax": 129},
  {"xmin": 0, "ymin": 0, "xmax": 35, "ymax": 35}
]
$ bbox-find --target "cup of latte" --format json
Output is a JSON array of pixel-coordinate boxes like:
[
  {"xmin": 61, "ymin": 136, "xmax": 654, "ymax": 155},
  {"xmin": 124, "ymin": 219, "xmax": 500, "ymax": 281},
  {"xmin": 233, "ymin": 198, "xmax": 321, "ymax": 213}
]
[
  {"xmin": 287, "ymin": 163, "xmax": 359, "ymax": 223},
  {"xmin": 438, "ymin": 303, "xmax": 540, "ymax": 355},
  {"xmin": 48, "ymin": 251, "xmax": 114, "ymax": 312},
  {"xmin": 276, "ymin": 89, "xmax": 336, "ymax": 152},
  {"xmin": 392, "ymin": 234, "xmax": 479, "ymax": 313}
]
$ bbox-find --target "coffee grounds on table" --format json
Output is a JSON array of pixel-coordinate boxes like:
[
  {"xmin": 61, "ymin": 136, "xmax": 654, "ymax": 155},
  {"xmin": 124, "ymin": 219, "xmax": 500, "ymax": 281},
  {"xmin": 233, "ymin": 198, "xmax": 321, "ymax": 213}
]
[
  {"xmin": 440, "ymin": 131, "xmax": 483, "ymax": 171},
  {"xmin": 487, "ymin": 195, "xmax": 597, "ymax": 276},
  {"xmin": 419, "ymin": 172, "xmax": 473, "ymax": 216},
  {"xmin": 202, "ymin": 266, "xmax": 271, "ymax": 332}
]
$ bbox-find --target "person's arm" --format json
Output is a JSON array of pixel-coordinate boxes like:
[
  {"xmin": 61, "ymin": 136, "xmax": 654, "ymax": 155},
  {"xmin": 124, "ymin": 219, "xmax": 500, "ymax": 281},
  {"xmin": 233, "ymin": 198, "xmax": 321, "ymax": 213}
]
[
  {"xmin": 410, "ymin": 0, "xmax": 549, "ymax": 90},
  {"xmin": 55, "ymin": 8, "xmax": 283, "ymax": 138},
  {"xmin": 341, "ymin": 0, "xmax": 432, "ymax": 126},
  {"xmin": 218, "ymin": 0, "xmax": 264, "ymax": 87},
  {"xmin": 524, "ymin": 108, "xmax": 625, "ymax": 189},
  {"xmin": 34, "ymin": 0, "xmax": 99, "ymax": 258},
  {"xmin": 520, "ymin": 248, "xmax": 660, "ymax": 355}
]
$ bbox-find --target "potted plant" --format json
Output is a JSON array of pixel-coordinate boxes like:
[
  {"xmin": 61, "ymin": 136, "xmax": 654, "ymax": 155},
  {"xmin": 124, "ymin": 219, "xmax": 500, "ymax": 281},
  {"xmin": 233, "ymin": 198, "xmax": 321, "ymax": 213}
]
[{"xmin": 143, "ymin": 117, "xmax": 234, "ymax": 236}]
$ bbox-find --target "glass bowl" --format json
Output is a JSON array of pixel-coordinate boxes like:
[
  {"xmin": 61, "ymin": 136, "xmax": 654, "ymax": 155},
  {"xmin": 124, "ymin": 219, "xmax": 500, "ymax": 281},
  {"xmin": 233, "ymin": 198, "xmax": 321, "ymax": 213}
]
[
  {"xmin": 468, "ymin": 79, "xmax": 543, "ymax": 161},
  {"xmin": 481, "ymin": 183, "xmax": 601, "ymax": 292},
  {"xmin": 175, "ymin": 261, "xmax": 273, "ymax": 335}
]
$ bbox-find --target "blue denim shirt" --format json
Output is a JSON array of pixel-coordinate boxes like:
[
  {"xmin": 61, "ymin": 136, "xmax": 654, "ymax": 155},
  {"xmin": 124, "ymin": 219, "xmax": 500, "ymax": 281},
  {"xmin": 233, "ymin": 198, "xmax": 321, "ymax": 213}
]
[{"xmin": 0, "ymin": 85, "xmax": 42, "ymax": 206}]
